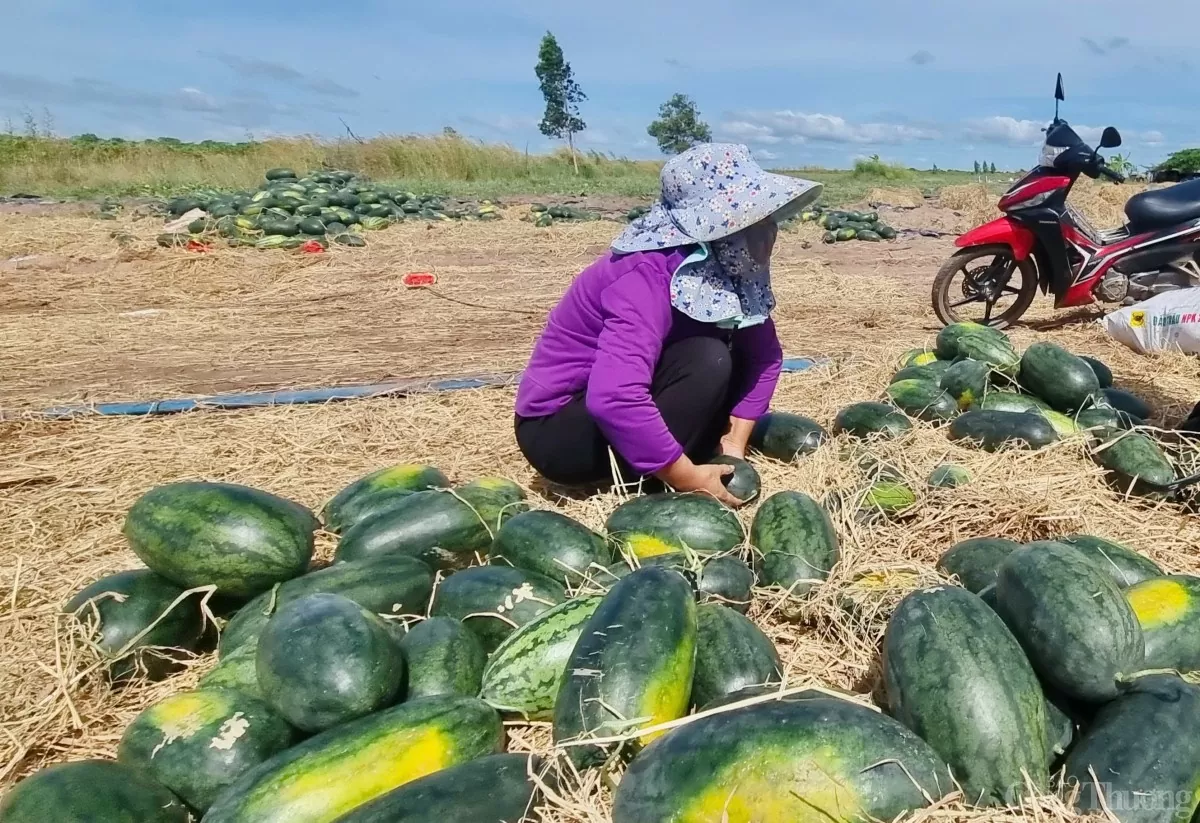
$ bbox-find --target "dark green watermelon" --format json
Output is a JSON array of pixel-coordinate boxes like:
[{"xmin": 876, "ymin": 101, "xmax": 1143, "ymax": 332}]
[
  {"xmin": 884, "ymin": 586, "xmax": 1048, "ymax": 805},
  {"xmin": 335, "ymin": 480, "xmax": 529, "ymax": 570},
  {"xmin": 1099, "ymin": 387, "xmax": 1153, "ymax": 420},
  {"xmin": 330, "ymin": 753, "xmax": 542, "ymax": 823},
  {"xmin": 691, "ymin": 604, "xmax": 782, "ymax": 709},
  {"xmin": 605, "ymin": 493, "xmax": 742, "ymax": 559},
  {"xmin": 1058, "ymin": 534, "xmax": 1162, "ymax": 588},
  {"xmin": 749, "ymin": 412, "xmax": 828, "ymax": 461},
  {"xmin": 118, "ymin": 688, "xmax": 295, "ymax": 813},
  {"xmin": 993, "ymin": 541, "xmax": 1144, "ymax": 702},
  {"xmin": 398, "ymin": 616, "xmax": 487, "ymax": 700},
  {"xmin": 832, "ymin": 401, "xmax": 913, "ymax": 440},
  {"xmin": 698, "ymin": 555, "xmax": 755, "ymax": 613},
  {"xmin": 256, "ymin": 592, "xmax": 405, "ymax": 732},
  {"xmin": 489, "ymin": 509, "xmax": 611, "ymax": 586},
  {"xmin": 936, "ymin": 537, "xmax": 1021, "ymax": 593},
  {"xmin": 0, "ymin": 759, "xmax": 191, "ymax": 822},
  {"xmin": 749, "ymin": 491, "xmax": 839, "ymax": 594},
  {"xmin": 430, "ymin": 566, "xmax": 566, "ymax": 653},
  {"xmin": 123, "ymin": 481, "xmax": 317, "ymax": 599},
  {"xmin": 1064, "ymin": 675, "xmax": 1200, "ymax": 822},
  {"xmin": 1125, "ymin": 575, "xmax": 1200, "ymax": 673},
  {"xmin": 709, "ymin": 455, "xmax": 762, "ymax": 502},
  {"xmin": 322, "ymin": 464, "xmax": 450, "ymax": 534},
  {"xmin": 64, "ymin": 569, "xmax": 205, "ymax": 682},
  {"xmin": 218, "ymin": 554, "xmax": 434, "ymax": 657},
  {"xmin": 1018, "ymin": 342, "xmax": 1100, "ymax": 412}
]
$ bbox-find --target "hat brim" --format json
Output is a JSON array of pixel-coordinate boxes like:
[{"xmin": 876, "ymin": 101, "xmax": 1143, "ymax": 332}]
[{"xmin": 669, "ymin": 172, "xmax": 822, "ymax": 243}]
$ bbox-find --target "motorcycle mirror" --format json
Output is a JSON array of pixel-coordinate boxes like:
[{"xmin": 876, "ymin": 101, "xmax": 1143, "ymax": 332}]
[{"xmin": 1100, "ymin": 126, "xmax": 1122, "ymax": 148}]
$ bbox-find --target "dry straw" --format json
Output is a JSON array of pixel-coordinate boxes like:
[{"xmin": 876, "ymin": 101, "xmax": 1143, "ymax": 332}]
[{"xmin": 1, "ymin": 197, "xmax": 1197, "ymax": 822}]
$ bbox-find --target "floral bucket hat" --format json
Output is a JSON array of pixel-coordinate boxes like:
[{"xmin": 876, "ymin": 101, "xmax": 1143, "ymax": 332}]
[{"xmin": 611, "ymin": 143, "xmax": 822, "ymax": 253}]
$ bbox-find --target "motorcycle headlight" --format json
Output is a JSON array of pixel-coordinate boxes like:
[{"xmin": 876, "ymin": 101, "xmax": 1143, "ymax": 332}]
[{"xmin": 1039, "ymin": 143, "xmax": 1068, "ymax": 168}]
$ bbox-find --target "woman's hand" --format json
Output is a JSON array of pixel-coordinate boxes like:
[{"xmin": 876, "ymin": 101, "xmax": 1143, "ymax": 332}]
[
  {"xmin": 719, "ymin": 416, "xmax": 756, "ymax": 460},
  {"xmin": 656, "ymin": 456, "xmax": 742, "ymax": 508}
]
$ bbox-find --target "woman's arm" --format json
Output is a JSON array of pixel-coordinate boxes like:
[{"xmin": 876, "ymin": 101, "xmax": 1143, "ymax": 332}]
[
  {"xmin": 729, "ymin": 318, "xmax": 784, "ymax": 422},
  {"xmin": 719, "ymin": 416, "xmax": 757, "ymax": 459}
]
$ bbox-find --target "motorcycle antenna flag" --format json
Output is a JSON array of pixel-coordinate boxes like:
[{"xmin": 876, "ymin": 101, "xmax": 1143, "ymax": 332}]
[{"xmin": 1054, "ymin": 73, "xmax": 1065, "ymax": 120}]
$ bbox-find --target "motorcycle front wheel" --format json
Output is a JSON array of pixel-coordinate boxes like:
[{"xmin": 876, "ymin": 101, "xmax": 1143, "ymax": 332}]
[{"xmin": 932, "ymin": 244, "xmax": 1038, "ymax": 329}]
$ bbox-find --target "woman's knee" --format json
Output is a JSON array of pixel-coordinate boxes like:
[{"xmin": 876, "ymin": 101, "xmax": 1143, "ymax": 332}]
[{"xmin": 671, "ymin": 336, "xmax": 733, "ymax": 386}]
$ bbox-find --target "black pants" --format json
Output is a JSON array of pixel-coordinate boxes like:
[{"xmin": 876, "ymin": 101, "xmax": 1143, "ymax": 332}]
[{"xmin": 516, "ymin": 336, "xmax": 735, "ymax": 487}]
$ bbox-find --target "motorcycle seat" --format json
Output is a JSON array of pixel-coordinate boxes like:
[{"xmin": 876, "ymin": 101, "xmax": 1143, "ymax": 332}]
[{"xmin": 1125, "ymin": 178, "xmax": 1200, "ymax": 231}]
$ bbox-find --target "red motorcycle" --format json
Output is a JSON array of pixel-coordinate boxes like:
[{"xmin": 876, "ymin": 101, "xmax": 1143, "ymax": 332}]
[{"xmin": 932, "ymin": 74, "xmax": 1200, "ymax": 328}]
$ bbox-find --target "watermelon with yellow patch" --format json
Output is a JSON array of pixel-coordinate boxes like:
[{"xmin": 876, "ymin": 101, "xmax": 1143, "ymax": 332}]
[
  {"xmin": 612, "ymin": 697, "xmax": 952, "ymax": 823},
  {"xmin": 202, "ymin": 695, "xmax": 503, "ymax": 823},
  {"xmin": 322, "ymin": 464, "xmax": 450, "ymax": 534},
  {"xmin": 117, "ymin": 688, "xmax": 295, "ymax": 813},
  {"xmin": 901, "ymin": 348, "xmax": 940, "ymax": 367},
  {"xmin": 605, "ymin": 493, "xmax": 742, "ymax": 559},
  {"xmin": 553, "ymin": 566, "xmax": 697, "ymax": 768},
  {"xmin": 1126, "ymin": 575, "xmax": 1200, "ymax": 672}
]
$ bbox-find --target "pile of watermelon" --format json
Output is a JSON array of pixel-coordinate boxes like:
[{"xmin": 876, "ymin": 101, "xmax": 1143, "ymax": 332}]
[
  {"xmin": 8, "ymin": 444, "xmax": 1200, "ymax": 821},
  {"xmin": 784, "ymin": 204, "xmax": 899, "ymax": 242},
  {"xmin": 524, "ymin": 202, "xmax": 601, "ymax": 227},
  {"xmin": 823, "ymin": 321, "xmax": 1186, "ymax": 501},
  {"xmin": 156, "ymin": 167, "xmax": 502, "ymax": 251}
]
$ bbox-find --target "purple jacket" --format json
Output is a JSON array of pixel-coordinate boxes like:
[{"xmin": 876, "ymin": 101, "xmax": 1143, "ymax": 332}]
[{"xmin": 515, "ymin": 246, "xmax": 783, "ymax": 475}]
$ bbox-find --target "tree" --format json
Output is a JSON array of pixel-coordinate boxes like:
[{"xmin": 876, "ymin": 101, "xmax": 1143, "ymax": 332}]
[
  {"xmin": 535, "ymin": 32, "xmax": 587, "ymax": 174},
  {"xmin": 647, "ymin": 93, "xmax": 712, "ymax": 155},
  {"xmin": 973, "ymin": 160, "xmax": 981, "ymax": 175},
  {"xmin": 989, "ymin": 162, "xmax": 997, "ymax": 174}
]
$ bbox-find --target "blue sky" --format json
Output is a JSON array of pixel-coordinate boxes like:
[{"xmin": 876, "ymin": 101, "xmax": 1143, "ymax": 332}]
[{"xmin": 4, "ymin": 0, "xmax": 1196, "ymax": 170}]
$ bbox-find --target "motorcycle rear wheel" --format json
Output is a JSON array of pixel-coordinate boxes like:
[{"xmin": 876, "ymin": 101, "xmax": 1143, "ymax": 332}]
[{"xmin": 932, "ymin": 244, "xmax": 1038, "ymax": 329}]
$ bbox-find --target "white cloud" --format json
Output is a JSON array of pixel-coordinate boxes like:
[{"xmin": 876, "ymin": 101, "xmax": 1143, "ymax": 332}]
[
  {"xmin": 718, "ymin": 110, "xmax": 940, "ymax": 146},
  {"xmin": 965, "ymin": 116, "xmax": 1166, "ymax": 147},
  {"xmin": 753, "ymin": 149, "xmax": 780, "ymax": 161}
]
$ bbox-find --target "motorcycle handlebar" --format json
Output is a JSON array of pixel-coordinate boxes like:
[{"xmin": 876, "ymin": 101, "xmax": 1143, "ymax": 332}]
[{"xmin": 1099, "ymin": 164, "xmax": 1125, "ymax": 183}]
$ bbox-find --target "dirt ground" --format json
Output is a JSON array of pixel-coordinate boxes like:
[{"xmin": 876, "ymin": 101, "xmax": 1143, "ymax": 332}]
[{"xmin": 2, "ymin": 194, "xmax": 1199, "ymax": 820}]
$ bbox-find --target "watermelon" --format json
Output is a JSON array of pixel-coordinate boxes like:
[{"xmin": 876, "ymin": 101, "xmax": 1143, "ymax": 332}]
[
  {"xmin": 1099, "ymin": 387, "xmax": 1153, "ymax": 420},
  {"xmin": 203, "ymin": 696, "xmax": 504, "ymax": 823},
  {"xmin": 1044, "ymin": 693, "xmax": 1076, "ymax": 764},
  {"xmin": 1059, "ymin": 534, "xmax": 1163, "ymax": 588},
  {"xmin": 927, "ymin": 462, "xmax": 971, "ymax": 489},
  {"xmin": 750, "ymin": 491, "xmax": 839, "ymax": 594},
  {"xmin": 199, "ymin": 637, "xmax": 261, "ymax": 698},
  {"xmin": 1090, "ymin": 429, "xmax": 1175, "ymax": 493},
  {"xmin": 123, "ymin": 481, "xmax": 316, "ymax": 599},
  {"xmin": 333, "ymin": 233, "xmax": 367, "ymax": 247},
  {"xmin": 480, "ymin": 595, "xmax": 602, "ymax": 719},
  {"xmin": 832, "ymin": 401, "xmax": 913, "ymax": 439},
  {"xmin": 956, "ymin": 334, "xmax": 1021, "ymax": 376},
  {"xmin": 949, "ymin": 409, "xmax": 1059, "ymax": 451},
  {"xmin": 218, "ymin": 554, "xmax": 434, "ymax": 657},
  {"xmin": 605, "ymin": 493, "xmax": 742, "ymax": 558},
  {"xmin": 993, "ymin": 541, "xmax": 1144, "ymax": 702},
  {"xmin": 554, "ymin": 567, "xmax": 697, "ymax": 767},
  {"xmin": 940, "ymin": 359, "xmax": 991, "ymax": 409},
  {"xmin": 322, "ymin": 467, "xmax": 446, "ymax": 529},
  {"xmin": 698, "ymin": 555, "xmax": 755, "ymax": 613},
  {"xmin": 861, "ymin": 481, "xmax": 917, "ymax": 516},
  {"xmin": 1075, "ymin": 406, "xmax": 1143, "ymax": 432},
  {"xmin": 749, "ymin": 412, "xmax": 828, "ymax": 461},
  {"xmin": 430, "ymin": 565, "xmax": 566, "ymax": 653},
  {"xmin": 1125, "ymin": 575, "xmax": 1200, "ymax": 672},
  {"xmin": 599, "ymin": 551, "xmax": 691, "ymax": 586},
  {"xmin": 330, "ymin": 753, "xmax": 542, "ymax": 823},
  {"xmin": 935, "ymin": 322, "xmax": 1010, "ymax": 361},
  {"xmin": 398, "ymin": 616, "xmax": 486, "ymax": 700},
  {"xmin": 900, "ymin": 348, "xmax": 939, "ymax": 368},
  {"xmin": 64, "ymin": 569, "xmax": 205, "ymax": 682},
  {"xmin": 335, "ymin": 479, "xmax": 529, "ymax": 569},
  {"xmin": 883, "ymin": 586, "xmax": 1048, "ymax": 804},
  {"xmin": 1081, "ymin": 356, "xmax": 1114, "ymax": 388},
  {"xmin": 489, "ymin": 509, "xmax": 611, "ymax": 586},
  {"xmin": 892, "ymin": 362, "xmax": 952, "ymax": 384},
  {"xmin": 1018, "ymin": 342, "xmax": 1101, "ymax": 412},
  {"xmin": 709, "ymin": 455, "xmax": 761, "ymax": 502},
  {"xmin": 612, "ymin": 698, "xmax": 951, "ymax": 823},
  {"xmin": 0, "ymin": 760, "xmax": 191, "ymax": 822},
  {"xmin": 972, "ymin": 391, "xmax": 1051, "ymax": 414},
  {"xmin": 1064, "ymin": 675, "xmax": 1200, "ymax": 821},
  {"xmin": 936, "ymin": 537, "xmax": 1020, "ymax": 593},
  {"xmin": 265, "ymin": 168, "xmax": 298, "ymax": 181},
  {"xmin": 886, "ymin": 379, "xmax": 959, "ymax": 422},
  {"xmin": 691, "ymin": 604, "xmax": 782, "ymax": 708},
  {"xmin": 117, "ymin": 688, "xmax": 294, "ymax": 813},
  {"xmin": 256, "ymin": 593, "xmax": 406, "ymax": 732}
]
